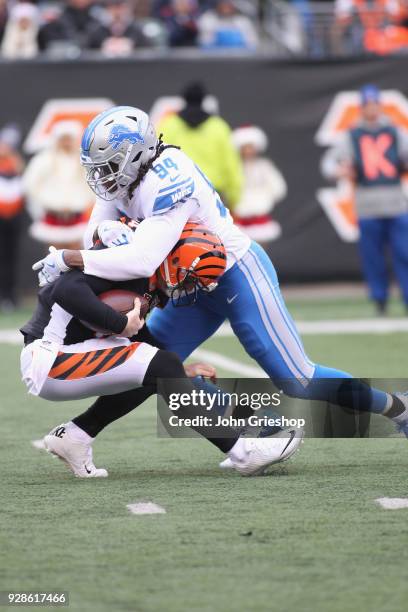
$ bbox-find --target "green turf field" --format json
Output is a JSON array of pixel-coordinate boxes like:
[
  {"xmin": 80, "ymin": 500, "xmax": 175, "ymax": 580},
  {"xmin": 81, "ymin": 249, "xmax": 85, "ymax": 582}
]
[{"xmin": 1, "ymin": 296, "xmax": 408, "ymax": 612}]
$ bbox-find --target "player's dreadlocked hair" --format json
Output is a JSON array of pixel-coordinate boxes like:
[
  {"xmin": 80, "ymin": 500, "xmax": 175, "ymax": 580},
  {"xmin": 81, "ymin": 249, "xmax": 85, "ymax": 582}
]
[{"xmin": 128, "ymin": 134, "xmax": 180, "ymax": 199}]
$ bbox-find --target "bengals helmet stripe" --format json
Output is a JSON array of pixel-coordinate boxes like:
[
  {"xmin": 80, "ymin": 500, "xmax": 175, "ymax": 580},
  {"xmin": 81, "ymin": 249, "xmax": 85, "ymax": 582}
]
[
  {"xmin": 170, "ymin": 236, "xmax": 218, "ymax": 255},
  {"xmin": 158, "ymin": 222, "xmax": 227, "ymax": 306}
]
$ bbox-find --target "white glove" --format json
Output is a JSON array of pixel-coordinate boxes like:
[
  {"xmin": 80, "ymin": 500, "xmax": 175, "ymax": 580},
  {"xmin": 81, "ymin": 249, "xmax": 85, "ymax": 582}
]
[
  {"xmin": 32, "ymin": 246, "xmax": 70, "ymax": 287},
  {"xmin": 97, "ymin": 220, "xmax": 134, "ymax": 248}
]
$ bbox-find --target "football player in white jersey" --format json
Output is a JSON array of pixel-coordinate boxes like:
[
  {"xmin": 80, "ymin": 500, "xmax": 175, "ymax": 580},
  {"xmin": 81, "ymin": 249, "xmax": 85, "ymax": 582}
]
[{"xmin": 33, "ymin": 106, "xmax": 408, "ymax": 455}]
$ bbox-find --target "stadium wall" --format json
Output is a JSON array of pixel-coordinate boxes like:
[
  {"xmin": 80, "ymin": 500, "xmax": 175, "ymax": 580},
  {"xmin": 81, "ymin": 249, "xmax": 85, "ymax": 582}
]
[{"xmin": 2, "ymin": 55, "xmax": 407, "ymax": 290}]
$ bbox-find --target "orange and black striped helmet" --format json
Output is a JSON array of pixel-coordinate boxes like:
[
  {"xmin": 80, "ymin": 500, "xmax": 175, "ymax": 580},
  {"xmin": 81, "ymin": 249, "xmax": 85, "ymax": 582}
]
[{"xmin": 159, "ymin": 223, "xmax": 227, "ymax": 306}]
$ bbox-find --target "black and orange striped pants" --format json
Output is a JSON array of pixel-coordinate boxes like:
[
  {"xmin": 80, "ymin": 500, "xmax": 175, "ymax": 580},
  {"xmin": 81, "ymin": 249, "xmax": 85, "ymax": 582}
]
[{"xmin": 32, "ymin": 337, "xmax": 158, "ymax": 401}]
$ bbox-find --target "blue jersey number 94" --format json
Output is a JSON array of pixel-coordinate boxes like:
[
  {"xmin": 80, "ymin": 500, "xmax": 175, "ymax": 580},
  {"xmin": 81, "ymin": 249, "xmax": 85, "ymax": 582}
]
[{"xmin": 153, "ymin": 157, "xmax": 179, "ymax": 179}]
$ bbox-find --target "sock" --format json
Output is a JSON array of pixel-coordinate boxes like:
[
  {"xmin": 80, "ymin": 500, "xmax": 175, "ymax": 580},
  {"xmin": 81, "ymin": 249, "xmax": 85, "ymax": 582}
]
[
  {"xmin": 66, "ymin": 421, "xmax": 93, "ymax": 444},
  {"xmin": 384, "ymin": 396, "xmax": 408, "ymax": 422},
  {"xmin": 311, "ymin": 367, "xmax": 390, "ymax": 414},
  {"xmin": 392, "ymin": 410, "xmax": 408, "ymax": 425},
  {"xmin": 72, "ymin": 386, "xmax": 156, "ymax": 438}
]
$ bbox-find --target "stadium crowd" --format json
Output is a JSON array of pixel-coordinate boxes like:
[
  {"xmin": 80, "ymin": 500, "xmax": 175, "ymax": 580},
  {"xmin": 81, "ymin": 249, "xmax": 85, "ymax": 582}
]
[
  {"xmin": 0, "ymin": 0, "xmax": 262, "ymax": 58},
  {"xmin": 0, "ymin": 0, "xmax": 406, "ymax": 59}
]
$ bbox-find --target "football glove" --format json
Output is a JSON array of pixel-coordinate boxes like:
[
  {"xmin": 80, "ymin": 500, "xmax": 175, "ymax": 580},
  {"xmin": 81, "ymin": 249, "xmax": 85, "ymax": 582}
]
[
  {"xmin": 32, "ymin": 246, "xmax": 70, "ymax": 287},
  {"xmin": 97, "ymin": 220, "xmax": 135, "ymax": 248}
]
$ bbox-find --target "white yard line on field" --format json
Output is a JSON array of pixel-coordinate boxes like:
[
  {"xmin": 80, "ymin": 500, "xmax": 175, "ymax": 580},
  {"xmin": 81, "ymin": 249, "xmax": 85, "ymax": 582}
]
[
  {"xmin": 2, "ymin": 318, "xmax": 408, "ymax": 348},
  {"xmin": 127, "ymin": 502, "xmax": 166, "ymax": 515},
  {"xmin": 0, "ymin": 329, "xmax": 21, "ymax": 344},
  {"xmin": 376, "ymin": 498, "xmax": 408, "ymax": 510},
  {"xmin": 0, "ymin": 329, "xmax": 264, "ymax": 377},
  {"xmin": 216, "ymin": 318, "xmax": 408, "ymax": 336},
  {"xmin": 192, "ymin": 348, "xmax": 265, "ymax": 377}
]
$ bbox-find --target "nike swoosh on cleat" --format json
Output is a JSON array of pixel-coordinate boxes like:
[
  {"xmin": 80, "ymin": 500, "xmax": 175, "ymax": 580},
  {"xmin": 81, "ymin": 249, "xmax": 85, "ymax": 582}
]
[
  {"xmin": 280, "ymin": 430, "xmax": 296, "ymax": 456},
  {"xmin": 84, "ymin": 465, "xmax": 92, "ymax": 474}
]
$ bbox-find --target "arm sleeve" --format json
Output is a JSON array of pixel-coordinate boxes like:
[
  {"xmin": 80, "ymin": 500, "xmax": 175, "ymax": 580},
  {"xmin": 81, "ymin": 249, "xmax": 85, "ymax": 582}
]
[
  {"xmin": 51, "ymin": 270, "xmax": 128, "ymax": 335},
  {"xmin": 263, "ymin": 160, "xmax": 287, "ymax": 205},
  {"xmin": 81, "ymin": 198, "xmax": 197, "ymax": 281},
  {"xmin": 23, "ymin": 154, "xmax": 49, "ymax": 220},
  {"xmin": 320, "ymin": 133, "xmax": 354, "ymax": 181},
  {"xmin": 83, "ymin": 197, "xmax": 119, "ymax": 249}
]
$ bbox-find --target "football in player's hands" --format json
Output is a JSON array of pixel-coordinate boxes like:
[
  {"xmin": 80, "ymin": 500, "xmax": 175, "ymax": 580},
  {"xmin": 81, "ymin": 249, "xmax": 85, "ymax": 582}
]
[
  {"xmin": 81, "ymin": 290, "xmax": 151, "ymax": 334},
  {"xmin": 99, "ymin": 289, "xmax": 150, "ymax": 319}
]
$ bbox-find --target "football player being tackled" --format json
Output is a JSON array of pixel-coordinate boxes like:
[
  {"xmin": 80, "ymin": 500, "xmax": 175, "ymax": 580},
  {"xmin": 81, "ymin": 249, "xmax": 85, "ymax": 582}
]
[
  {"xmin": 22, "ymin": 222, "xmax": 302, "ymax": 477},
  {"xmin": 32, "ymin": 106, "xmax": 408, "ymax": 459}
]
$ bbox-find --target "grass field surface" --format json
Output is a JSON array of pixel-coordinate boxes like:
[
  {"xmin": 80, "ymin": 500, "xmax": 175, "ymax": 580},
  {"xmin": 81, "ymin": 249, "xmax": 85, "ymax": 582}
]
[{"xmin": 1, "ymin": 295, "xmax": 408, "ymax": 612}]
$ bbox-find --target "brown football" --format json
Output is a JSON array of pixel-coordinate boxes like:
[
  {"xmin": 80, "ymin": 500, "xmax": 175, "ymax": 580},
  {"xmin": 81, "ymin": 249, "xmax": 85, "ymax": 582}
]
[
  {"xmin": 81, "ymin": 290, "xmax": 150, "ymax": 334},
  {"xmin": 99, "ymin": 289, "xmax": 150, "ymax": 318}
]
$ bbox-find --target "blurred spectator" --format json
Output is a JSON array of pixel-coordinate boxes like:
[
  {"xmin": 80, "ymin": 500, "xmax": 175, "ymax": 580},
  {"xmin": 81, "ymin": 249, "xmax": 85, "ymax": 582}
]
[
  {"xmin": 0, "ymin": 0, "xmax": 9, "ymax": 45},
  {"xmin": 198, "ymin": 0, "xmax": 259, "ymax": 49},
  {"xmin": 88, "ymin": 0, "xmax": 150, "ymax": 55},
  {"xmin": 162, "ymin": 0, "xmax": 199, "ymax": 47},
  {"xmin": 152, "ymin": 0, "xmax": 216, "ymax": 19},
  {"xmin": 333, "ymin": 0, "xmax": 408, "ymax": 54},
  {"xmin": 0, "ymin": 124, "xmax": 24, "ymax": 312},
  {"xmin": 158, "ymin": 81, "xmax": 243, "ymax": 209},
  {"xmin": 24, "ymin": 121, "xmax": 93, "ymax": 250},
  {"xmin": 38, "ymin": 0, "xmax": 99, "ymax": 52},
  {"xmin": 232, "ymin": 125, "xmax": 286, "ymax": 244},
  {"xmin": 133, "ymin": 0, "xmax": 153, "ymax": 18},
  {"xmin": 321, "ymin": 85, "xmax": 408, "ymax": 314},
  {"xmin": 1, "ymin": 3, "xmax": 39, "ymax": 59}
]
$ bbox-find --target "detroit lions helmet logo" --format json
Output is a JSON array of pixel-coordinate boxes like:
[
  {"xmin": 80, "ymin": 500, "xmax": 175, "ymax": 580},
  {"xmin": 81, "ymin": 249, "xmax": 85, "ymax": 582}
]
[{"xmin": 108, "ymin": 124, "xmax": 145, "ymax": 150}]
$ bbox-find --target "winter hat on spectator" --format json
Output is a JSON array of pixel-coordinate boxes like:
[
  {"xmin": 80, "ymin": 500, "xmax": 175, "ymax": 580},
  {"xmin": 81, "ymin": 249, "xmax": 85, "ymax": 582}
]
[
  {"xmin": 182, "ymin": 82, "xmax": 207, "ymax": 106},
  {"xmin": 9, "ymin": 2, "xmax": 39, "ymax": 24},
  {"xmin": 232, "ymin": 125, "xmax": 268, "ymax": 153},
  {"xmin": 51, "ymin": 121, "xmax": 83, "ymax": 143},
  {"xmin": 0, "ymin": 124, "xmax": 22, "ymax": 150},
  {"xmin": 360, "ymin": 84, "xmax": 381, "ymax": 106}
]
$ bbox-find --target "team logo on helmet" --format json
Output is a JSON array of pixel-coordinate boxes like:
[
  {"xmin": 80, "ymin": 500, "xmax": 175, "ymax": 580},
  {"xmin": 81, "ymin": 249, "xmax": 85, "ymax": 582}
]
[{"xmin": 108, "ymin": 124, "xmax": 145, "ymax": 150}]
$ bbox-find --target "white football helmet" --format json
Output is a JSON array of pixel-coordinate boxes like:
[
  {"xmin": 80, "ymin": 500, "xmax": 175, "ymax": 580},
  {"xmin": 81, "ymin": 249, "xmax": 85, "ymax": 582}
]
[{"xmin": 80, "ymin": 106, "xmax": 158, "ymax": 201}]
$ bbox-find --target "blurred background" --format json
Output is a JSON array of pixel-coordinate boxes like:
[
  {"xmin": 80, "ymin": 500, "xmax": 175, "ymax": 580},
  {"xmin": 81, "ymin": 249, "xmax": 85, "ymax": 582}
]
[{"xmin": 0, "ymin": 0, "xmax": 407, "ymax": 313}]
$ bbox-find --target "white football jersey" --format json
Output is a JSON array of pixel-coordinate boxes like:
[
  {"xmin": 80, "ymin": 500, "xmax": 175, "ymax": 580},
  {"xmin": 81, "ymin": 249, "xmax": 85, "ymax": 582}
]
[{"xmin": 85, "ymin": 147, "xmax": 250, "ymax": 272}]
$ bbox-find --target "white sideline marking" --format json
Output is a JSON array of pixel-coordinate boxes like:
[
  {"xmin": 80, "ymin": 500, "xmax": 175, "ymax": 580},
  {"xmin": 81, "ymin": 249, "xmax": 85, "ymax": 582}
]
[
  {"xmin": 127, "ymin": 502, "xmax": 166, "ymax": 515},
  {"xmin": 376, "ymin": 497, "xmax": 408, "ymax": 510},
  {"xmin": 193, "ymin": 348, "xmax": 265, "ymax": 378},
  {"xmin": 298, "ymin": 319, "xmax": 408, "ymax": 335},
  {"xmin": 0, "ymin": 330, "xmax": 21, "ymax": 344},
  {"xmin": 217, "ymin": 319, "xmax": 408, "ymax": 336},
  {"xmin": 2, "ymin": 318, "xmax": 408, "ymax": 347}
]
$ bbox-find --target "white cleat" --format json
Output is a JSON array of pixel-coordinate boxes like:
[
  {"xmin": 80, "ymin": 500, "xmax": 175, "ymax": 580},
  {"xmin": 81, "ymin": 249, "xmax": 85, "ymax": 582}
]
[
  {"xmin": 43, "ymin": 423, "xmax": 108, "ymax": 478},
  {"xmin": 220, "ymin": 429, "xmax": 304, "ymax": 476}
]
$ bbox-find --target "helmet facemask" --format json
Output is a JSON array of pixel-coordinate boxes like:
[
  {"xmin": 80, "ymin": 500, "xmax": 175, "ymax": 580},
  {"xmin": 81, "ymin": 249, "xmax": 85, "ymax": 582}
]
[
  {"xmin": 159, "ymin": 257, "xmax": 218, "ymax": 308},
  {"xmin": 82, "ymin": 155, "xmax": 135, "ymax": 201}
]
